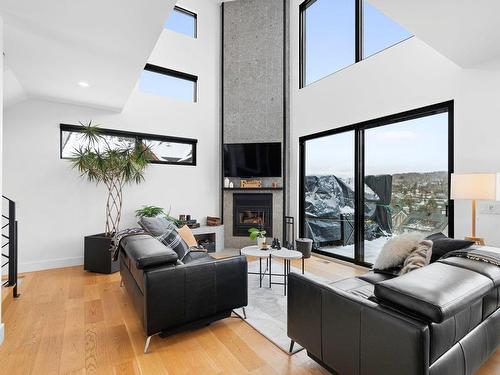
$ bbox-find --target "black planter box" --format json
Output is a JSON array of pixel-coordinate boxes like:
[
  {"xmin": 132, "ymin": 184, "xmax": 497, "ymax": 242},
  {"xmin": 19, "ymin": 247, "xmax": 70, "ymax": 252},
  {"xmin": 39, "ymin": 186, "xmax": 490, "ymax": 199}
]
[{"xmin": 84, "ymin": 233, "xmax": 119, "ymax": 274}]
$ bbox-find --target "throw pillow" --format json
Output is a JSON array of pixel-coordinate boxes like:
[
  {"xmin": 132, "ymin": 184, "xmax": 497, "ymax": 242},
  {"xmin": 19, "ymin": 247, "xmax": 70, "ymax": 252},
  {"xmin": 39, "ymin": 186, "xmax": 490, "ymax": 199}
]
[
  {"xmin": 425, "ymin": 232, "xmax": 475, "ymax": 262},
  {"xmin": 374, "ymin": 232, "xmax": 424, "ymax": 270},
  {"xmin": 138, "ymin": 217, "xmax": 189, "ymax": 260},
  {"xmin": 399, "ymin": 240, "xmax": 433, "ymax": 275},
  {"xmin": 177, "ymin": 225, "xmax": 198, "ymax": 247}
]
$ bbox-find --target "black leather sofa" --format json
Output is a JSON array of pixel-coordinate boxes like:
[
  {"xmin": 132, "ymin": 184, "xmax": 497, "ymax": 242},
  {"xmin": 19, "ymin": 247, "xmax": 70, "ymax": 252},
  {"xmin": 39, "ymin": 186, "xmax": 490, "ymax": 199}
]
[
  {"xmin": 288, "ymin": 256, "xmax": 499, "ymax": 375},
  {"xmin": 119, "ymin": 235, "xmax": 248, "ymax": 352}
]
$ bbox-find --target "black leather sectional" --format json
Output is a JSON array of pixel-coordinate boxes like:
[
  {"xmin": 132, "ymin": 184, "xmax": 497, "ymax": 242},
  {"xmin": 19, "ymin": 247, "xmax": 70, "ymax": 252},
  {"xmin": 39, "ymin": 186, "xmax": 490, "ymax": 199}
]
[
  {"xmin": 288, "ymin": 256, "xmax": 499, "ymax": 375},
  {"xmin": 119, "ymin": 235, "xmax": 248, "ymax": 352}
]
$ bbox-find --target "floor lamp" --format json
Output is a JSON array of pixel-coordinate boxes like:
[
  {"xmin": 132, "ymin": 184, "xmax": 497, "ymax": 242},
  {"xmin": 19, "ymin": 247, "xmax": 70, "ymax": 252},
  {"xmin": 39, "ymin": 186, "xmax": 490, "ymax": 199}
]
[{"xmin": 451, "ymin": 173, "xmax": 500, "ymax": 246}]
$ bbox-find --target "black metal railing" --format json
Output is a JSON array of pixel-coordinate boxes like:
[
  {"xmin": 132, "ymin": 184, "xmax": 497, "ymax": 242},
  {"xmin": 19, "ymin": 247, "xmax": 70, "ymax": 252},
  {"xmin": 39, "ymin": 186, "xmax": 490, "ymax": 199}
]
[{"xmin": 2, "ymin": 195, "xmax": 19, "ymax": 298}]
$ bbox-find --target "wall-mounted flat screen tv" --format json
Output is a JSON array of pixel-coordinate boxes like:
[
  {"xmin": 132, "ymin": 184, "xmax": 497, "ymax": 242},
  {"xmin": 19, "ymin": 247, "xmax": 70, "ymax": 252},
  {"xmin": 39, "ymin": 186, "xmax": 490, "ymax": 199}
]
[{"xmin": 224, "ymin": 142, "xmax": 282, "ymax": 177}]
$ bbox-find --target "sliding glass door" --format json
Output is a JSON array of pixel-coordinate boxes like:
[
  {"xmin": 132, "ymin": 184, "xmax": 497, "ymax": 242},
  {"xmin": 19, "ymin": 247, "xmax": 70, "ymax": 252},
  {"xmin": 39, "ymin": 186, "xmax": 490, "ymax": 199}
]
[
  {"xmin": 303, "ymin": 131, "xmax": 356, "ymax": 260},
  {"xmin": 299, "ymin": 102, "xmax": 453, "ymax": 266},
  {"xmin": 362, "ymin": 112, "xmax": 450, "ymax": 264}
]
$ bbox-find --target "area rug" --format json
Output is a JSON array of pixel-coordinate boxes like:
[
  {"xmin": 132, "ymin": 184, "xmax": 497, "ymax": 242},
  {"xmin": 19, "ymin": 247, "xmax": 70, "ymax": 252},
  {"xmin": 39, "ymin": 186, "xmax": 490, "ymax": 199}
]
[{"xmin": 233, "ymin": 259, "xmax": 330, "ymax": 355}]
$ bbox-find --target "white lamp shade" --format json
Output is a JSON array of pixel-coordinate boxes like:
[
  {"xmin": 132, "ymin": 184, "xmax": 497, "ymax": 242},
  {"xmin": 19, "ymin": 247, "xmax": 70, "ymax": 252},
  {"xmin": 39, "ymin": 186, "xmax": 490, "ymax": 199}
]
[{"xmin": 451, "ymin": 173, "xmax": 500, "ymax": 200}]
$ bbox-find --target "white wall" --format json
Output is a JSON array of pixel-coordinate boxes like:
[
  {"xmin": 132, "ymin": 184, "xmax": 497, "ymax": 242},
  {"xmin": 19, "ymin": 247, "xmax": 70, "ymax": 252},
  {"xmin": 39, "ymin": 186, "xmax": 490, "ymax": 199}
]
[
  {"xmin": 0, "ymin": 14, "xmax": 5, "ymax": 346},
  {"xmin": 3, "ymin": 0, "xmax": 221, "ymax": 272},
  {"xmin": 289, "ymin": 0, "xmax": 500, "ymax": 245}
]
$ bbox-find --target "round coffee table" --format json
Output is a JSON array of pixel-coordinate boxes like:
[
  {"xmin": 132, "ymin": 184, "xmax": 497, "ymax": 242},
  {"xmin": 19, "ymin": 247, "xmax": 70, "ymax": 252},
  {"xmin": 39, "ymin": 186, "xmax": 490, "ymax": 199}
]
[
  {"xmin": 270, "ymin": 249, "xmax": 302, "ymax": 296},
  {"xmin": 241, "ymin": 245, "xmax": 273, "ymax": 288}
]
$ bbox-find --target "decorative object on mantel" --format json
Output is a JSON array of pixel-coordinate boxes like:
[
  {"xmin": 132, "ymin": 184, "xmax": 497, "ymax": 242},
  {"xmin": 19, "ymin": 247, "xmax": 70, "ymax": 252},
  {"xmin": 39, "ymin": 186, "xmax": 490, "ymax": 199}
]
[
  {"xmin": 451, "ymin": 173, "xmax": 500, "ymax": 246},
  {"xmin": 248, "ymin": 227, "xmax": 267, "ymax": 249},
  {"xmin": 271, "ymin": 181, "xmax": 278, "ymax": 188},
  {"xmin": 241, "ymin": 179, "xmax": 262, "ymax": 188},
  {"xmin": 206, "ymin": 216, "xmax": 221, "ymax": 226},
  {"xmin": 178, "ymin": 214, "xmax": 200, "ymax": 229},
  {"xmin": 229, "ymin": 181, "xmax": 234, "ymax": 188},
  {"xmin": 224, "ymin": 177, "xmax": 230, "ymax": 188},
  {"xmin": 68, "ymin": 121, "xmax": 151, "ymax": 274}
]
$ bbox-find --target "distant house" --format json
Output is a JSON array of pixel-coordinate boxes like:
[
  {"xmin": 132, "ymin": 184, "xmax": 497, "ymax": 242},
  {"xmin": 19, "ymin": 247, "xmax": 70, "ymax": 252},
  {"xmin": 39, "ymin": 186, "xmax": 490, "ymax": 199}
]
[{"xmin": 400, "ymin": 211, "xmax": 448, "ymax": 233}]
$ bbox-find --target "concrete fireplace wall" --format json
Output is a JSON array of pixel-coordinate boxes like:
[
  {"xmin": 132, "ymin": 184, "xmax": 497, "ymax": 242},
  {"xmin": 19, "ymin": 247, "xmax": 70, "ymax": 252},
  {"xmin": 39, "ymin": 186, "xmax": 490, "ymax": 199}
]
[{"xmin": 222, "ymin": 0, "xmax": 289, "ymax": 248}]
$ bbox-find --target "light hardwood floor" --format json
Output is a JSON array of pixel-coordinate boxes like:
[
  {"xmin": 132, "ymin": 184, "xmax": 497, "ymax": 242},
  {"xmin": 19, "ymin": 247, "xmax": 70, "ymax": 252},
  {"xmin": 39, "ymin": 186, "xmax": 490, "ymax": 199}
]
[{"xmin": 0, "ymin": 256, "xmax": 498, "ymax": 375}]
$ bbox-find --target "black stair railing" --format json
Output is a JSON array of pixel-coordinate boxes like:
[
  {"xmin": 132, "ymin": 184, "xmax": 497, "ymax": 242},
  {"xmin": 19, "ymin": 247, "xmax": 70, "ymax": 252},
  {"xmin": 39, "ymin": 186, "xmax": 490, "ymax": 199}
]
[{"xmin": 2, "ymin": 195, "xmax": 19, "ymax": 298}]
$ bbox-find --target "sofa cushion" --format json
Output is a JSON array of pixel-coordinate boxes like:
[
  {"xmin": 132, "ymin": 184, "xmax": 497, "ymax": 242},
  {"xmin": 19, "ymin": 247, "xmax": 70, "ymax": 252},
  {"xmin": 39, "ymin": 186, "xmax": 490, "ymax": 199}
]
[
  {"xmin": 374, "ymin": 262, "xmax": 493, "ymax": 323},
  {"xmin": 438, "ymin": 256, "xmax": 500, "ymax": 287},
  {"xmin": 357, "ymin": 271, "xmax": 396, "ymax": 284},
  {"xmin": 425, "ymin": 232, "xmax": 474, "ymax": 262},
  {"xmin": 121, "ymin": 235, "xmax": 178, "ymax": 269},
  {"xmin": 328, "ymin": 277, "xmax": 374, "ymax": 299},
  {"xmin": 138, "ymin": 217, "xmax": 189, "ymax": 260},
  {"xmin": 182, "ymin": 251, "xmax": 212, "ymax": 264}
]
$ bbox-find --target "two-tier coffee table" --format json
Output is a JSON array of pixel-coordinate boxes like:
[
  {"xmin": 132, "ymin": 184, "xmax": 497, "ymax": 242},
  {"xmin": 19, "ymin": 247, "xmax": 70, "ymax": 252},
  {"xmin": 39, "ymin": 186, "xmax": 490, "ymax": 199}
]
[
  {"xmin": 240, "ymin": 245, "xmax": 303, "ymax": 295},
  {"xmin": 270, "ymin": 249, "xmax": 302, "ymax": 296},
  {"xmin": 240, "ymin": 245, "xmax": 273, "ymax": 288}
]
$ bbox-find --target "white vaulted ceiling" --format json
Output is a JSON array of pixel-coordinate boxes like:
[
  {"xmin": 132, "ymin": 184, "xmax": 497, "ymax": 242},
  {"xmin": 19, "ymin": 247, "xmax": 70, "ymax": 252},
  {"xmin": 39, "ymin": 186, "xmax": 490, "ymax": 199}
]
[
  {"xmin": 0, "ymin": 0, "xmax": 176, "ymax": 111},
  {"xmin": 369, "ymin": 0, "xmax": 500, "ymax": 68}
]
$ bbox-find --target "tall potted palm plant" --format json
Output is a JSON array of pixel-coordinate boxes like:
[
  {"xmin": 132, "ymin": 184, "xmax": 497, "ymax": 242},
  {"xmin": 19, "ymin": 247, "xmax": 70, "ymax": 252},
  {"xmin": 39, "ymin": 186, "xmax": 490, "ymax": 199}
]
[{"xmin": 69, "ymin": 122, "xmax": 151, "ymax": 273}]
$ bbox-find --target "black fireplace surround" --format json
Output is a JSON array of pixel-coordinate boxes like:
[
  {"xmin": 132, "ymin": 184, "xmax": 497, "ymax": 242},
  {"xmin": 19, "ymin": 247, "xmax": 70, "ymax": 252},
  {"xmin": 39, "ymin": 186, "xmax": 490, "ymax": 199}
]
[{"xmin": 233, "ymin": 193, "xmax": 273, "ymax": 237}]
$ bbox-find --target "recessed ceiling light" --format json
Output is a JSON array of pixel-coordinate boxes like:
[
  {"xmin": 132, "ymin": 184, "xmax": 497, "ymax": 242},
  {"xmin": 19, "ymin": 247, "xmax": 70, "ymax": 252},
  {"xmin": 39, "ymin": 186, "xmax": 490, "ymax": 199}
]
[{"xmin": 78, "ymin": 81, "xmax": 90, "ymax": 88}]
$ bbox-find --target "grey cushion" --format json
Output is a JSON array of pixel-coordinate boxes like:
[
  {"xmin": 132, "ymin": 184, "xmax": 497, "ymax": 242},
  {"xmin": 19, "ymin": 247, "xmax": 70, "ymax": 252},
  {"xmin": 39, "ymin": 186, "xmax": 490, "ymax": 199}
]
[
  {"xmin": 138, "ymin": 217, "xmax": 189, "ymax": 260},
  {"xmin": 425, "ymin": 232, "xmax": 474, "ymax": 262}
]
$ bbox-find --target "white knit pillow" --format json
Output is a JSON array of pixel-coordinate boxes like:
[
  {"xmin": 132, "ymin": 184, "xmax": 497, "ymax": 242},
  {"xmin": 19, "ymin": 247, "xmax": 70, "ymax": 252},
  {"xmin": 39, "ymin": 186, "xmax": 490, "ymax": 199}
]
[
  {"xmin": 374, "ymin": 233, "xmax": 424, "ymax": 270},
  {"xmin": 400, "ymin": 240, "xmax": 433, "ymax": 275}
]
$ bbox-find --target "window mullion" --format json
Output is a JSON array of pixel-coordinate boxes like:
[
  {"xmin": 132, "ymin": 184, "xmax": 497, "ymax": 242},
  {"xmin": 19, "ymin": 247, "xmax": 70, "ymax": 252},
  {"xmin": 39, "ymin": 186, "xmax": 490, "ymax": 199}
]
[
  {"xmin": 354, "ymin": 127, "xmax": 365, "ymax": 263},
  {"xmin": 355, "ymin": 0, "xmax": 363, "ymax": 62}
]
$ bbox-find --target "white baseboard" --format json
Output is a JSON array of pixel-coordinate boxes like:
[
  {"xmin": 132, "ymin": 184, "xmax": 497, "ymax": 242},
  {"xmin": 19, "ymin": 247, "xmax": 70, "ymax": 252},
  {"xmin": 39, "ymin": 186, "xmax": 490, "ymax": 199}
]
[
  {"xmin": 19, "ymin": 256, "xmax": 84, "ymax": 273},
  {"xmin": 0, "ymin": 323, "xmax": 4, "ymax": 346}
]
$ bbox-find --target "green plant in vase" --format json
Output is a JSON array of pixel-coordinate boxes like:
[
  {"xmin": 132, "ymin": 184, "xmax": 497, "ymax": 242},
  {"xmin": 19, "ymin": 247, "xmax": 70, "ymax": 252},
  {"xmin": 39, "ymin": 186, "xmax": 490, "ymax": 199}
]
[
  {"xmin": 135, "ymin": 205, "xmax": 165, "ymax": 218},
  {"xmin": 135, "ymin": 205, "xmax": 182, "ymax": 227},
  {"xmin": 248, "ymin": 227, "xmax": 267, "ymax": 249}
]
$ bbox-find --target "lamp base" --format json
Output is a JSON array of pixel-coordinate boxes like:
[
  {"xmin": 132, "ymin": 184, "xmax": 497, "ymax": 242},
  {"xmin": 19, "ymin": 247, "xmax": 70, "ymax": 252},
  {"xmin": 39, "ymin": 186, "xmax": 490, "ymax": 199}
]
[{"xmin": 465, "ymin": 236, "xmax": 485, "ymax": 246}]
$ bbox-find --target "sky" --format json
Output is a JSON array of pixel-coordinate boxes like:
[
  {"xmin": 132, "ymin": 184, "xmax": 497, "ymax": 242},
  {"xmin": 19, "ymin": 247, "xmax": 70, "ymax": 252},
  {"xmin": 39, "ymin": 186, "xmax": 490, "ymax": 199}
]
[
  {"xmin": 305, "ymin": 0, "xmax": 412, "ymax": 85},
  {"xmin": 305, "ymin": 112, "xmax": 449, "ymax": 176},
  {"xmin": 156, "ymin": 1, "xmax": 412, "ymax": 99},
  {"xmin": 165, "ymin": 8, "xmax": 195, "ymax": 38},
  {"xmin": 137, "ymin": 9, "xmax": 196, "ymax": 101},
  {"xmin": 138, "ymin": 70, "xmax": 195, "ymax": 102}
]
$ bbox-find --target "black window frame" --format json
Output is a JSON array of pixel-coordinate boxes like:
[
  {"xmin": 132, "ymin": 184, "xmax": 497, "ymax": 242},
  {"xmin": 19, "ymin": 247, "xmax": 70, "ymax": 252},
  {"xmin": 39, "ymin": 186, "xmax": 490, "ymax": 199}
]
[
  {"xmin": 299, "ymin": 101, "xmax": 454, "ymax": 267},
  {"xmin": 168, "ymin": 5, "xmax": 198, "ymax": 38},
  {"xmin": 60, "ymin": 123, "xmax": 198, "ymax": 166},
  {"xmin": 143, "ymin": 63, "xmax": 198, "ymax": 103},
  {"xmin": 299, "ymin": 0, "xmax": 411, "ymax": 88}
]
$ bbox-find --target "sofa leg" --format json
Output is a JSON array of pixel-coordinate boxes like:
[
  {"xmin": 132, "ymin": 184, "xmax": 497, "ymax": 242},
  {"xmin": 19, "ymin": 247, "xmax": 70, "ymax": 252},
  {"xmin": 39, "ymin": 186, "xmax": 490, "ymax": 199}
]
[
  {"xmin": 144, "ymin": 335, "xmax": 153, "ymax": 354},
  {"xmin": 289, "ymin": 340, "xmax": 295, "ymax": 353},
  {"xmin": 232, "ymin": 307, "xmax": 247, "ymax": 320}
]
